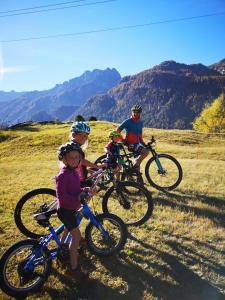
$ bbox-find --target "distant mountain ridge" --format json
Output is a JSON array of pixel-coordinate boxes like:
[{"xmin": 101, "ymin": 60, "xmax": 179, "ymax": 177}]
[
  {"xmin": 75, "ymin": 59, "xmax": 225, "ymax": 129},
  {"xmin": 0, "ymin": 68, "xmax": 121, "ymax": 125},
  {"xmin": 0, "ymin": 91, "xmax": 25, "ymax": 103},
  {"xmin": 1, "ymin": 59, "xmax": 225, "ymax": 129}
]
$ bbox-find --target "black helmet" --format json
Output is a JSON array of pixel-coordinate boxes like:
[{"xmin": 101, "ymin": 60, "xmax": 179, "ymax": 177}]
[
  {"xmin": 131, "ymin": 104, "xmax": 142, "ymax": 113},
  {"xmin": 58, "ymin": 142, "xmax": 83, "ymax": 160}
]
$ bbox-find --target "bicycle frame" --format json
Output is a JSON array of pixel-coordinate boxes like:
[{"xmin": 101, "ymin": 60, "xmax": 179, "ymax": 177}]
[
  {"xmin": 24, "ymin": 224, "xmax": 63, "ymax": 272},
  {"xmin": 27, "ymin": 198, "xmax": 111, "ymax": 272},
  {"xmin": 118, "ymin": 138, "xmax": 166, "ymax": 173},
  {"xmin": 61, "ymin": 200, "xmax": 111, "ymax": 245}
]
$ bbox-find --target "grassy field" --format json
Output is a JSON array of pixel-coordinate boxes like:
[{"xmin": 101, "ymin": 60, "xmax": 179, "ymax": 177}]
[{"xmin": 0, "ymin": 121, "xmax": 224, "ymax": 300}]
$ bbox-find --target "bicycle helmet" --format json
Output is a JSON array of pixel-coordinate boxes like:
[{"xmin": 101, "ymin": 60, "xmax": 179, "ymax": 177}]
[
  {"xmin": 58, "ymin": 142, "xmax": 83, "ymax": 160},
  {"xmin": 70, "ymin": 121, "xmax": 90, "ymax": 134},
  {"xmin": 131, "ymin": 104, "xmax": 142, "ymax": 113},
  {"xmin": 109, "ymin": 130, "xmax": 121, "ymax": 138}
]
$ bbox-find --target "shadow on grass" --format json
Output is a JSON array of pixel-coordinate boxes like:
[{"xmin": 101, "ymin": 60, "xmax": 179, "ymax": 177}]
[
  {"xmin": 23, "ymin": 232, "xmax": 224, "ymax": 300},
  {"xmin": 155, "ymin": 190, "xmax": 225, "ymax": 228},
  {"xmin": 97, "ymin": 232, "xmax": 224, "ymax": 300},
  {"xmin": 9, "ymin": 125, "xmax": 40, "ymax": 132},
  {"xmin": 39, "ymin": 259, "xmax": 131, "ymax": 300}
]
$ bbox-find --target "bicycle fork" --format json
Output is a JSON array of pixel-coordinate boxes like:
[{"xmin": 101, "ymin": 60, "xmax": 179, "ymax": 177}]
[
  {"xmin": 154, "ymin": 155, "xmax": 166, "ymax": 174},
  {"xmin": 115, "ymin": 184, "xmax": 131, "ymax": 209}
]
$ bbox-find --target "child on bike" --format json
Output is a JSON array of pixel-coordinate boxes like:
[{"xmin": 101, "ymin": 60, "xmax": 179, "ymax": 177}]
[
  {"xmin": 56, "ymin": 142, "xmax": 89, "ymax": 282},
  {"xmin": 104, "ymin": 130, "xmax": 122, "ymax": 178},
  {"xmin": 70, "ymin": 121, "xmax": 99, "ymax": 187}
]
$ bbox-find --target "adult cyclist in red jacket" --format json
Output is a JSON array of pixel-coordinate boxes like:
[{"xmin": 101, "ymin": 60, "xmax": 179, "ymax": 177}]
[{"xmin": 117, "ymin": 104, "xmax": 149, "ymax": 171}]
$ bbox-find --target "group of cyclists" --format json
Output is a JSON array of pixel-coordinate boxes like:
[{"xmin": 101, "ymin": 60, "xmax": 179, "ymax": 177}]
[{"xmin": 56, "ymin": 104, "xmax": 148, "ymax": 282}]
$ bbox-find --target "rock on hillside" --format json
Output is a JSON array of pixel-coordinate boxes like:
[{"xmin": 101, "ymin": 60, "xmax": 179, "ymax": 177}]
[{"xmin": 209, "ymin": 59, "xmax": 225, "ymax": 75}]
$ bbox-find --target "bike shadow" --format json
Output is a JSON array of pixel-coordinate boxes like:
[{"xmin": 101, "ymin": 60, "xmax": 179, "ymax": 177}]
[
  {"xmin": 155, "ymin": 189, "xmax": 225, "ymax": 228},
  {"xmin": 34, "ymin": 260, "xmax": 130, "ymax": 300},
  {"xmin": 97, "ymin": 233, "xmax": 225, "ymax": 300},
  {"xmin": 23, "ymin": 231, "xmax": 225, "ymax": 300}
]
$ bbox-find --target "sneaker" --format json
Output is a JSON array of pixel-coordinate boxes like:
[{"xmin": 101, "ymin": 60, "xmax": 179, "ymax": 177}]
[{"xmin": 66, "ymin": 267, "xmax": 89, "ymax": 282}]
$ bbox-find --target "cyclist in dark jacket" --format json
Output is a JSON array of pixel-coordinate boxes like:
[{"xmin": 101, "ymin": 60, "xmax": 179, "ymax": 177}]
[{"xmin": 104, "ymin": 130, "xmax": 122, "ymax": 179}]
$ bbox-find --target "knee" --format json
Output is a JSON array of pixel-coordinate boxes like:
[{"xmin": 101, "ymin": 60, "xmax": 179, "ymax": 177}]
[{"xmin": 141, "ymin": 148, "xmax": 149, "ymax": 156}]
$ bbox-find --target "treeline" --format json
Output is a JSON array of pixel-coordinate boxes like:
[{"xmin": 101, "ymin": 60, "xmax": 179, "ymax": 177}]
[
  {"xmin": 193, "ymin": 94, "xmax": 225, "ymax": 133},
  {"xmin": 74, "ymin": 115, "xmax": 98, "ymax": 122}
]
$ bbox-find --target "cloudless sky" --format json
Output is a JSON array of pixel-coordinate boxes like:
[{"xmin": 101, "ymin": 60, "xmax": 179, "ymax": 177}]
[{"xmin": 0, "ymin": 0, "xmax": 225, "ymax": 91}]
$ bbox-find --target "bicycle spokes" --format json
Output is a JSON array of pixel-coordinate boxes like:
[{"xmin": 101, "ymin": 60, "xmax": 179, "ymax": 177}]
[
  {"xmin": 4, "ymin": 246, "xmax": 47, "ymax": 290},
  {"xmin": 91, "ymin": 219, "xmax": 120, "ymax": 250},
  {"xmin": 151, "ymin": 156, "xmax": 180, "ymax": 188},
  {"xmin": 105, "ymin": 184, "xmax": 150, "ymax": 225}
]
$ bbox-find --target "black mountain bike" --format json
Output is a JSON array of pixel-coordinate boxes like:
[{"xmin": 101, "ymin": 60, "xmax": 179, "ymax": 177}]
[
  {"xmin": 15, "ymin": 166, "xmax": 153, "ymax": 239},
  {"xmin": 95, "ymin": 136, "xmax": 183, "ymax": 191}
]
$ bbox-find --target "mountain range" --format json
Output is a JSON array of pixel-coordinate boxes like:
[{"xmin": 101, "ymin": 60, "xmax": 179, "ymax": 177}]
[
  {"xmin": 0, "ymin": 59, "xmax": 224, "ymax": 129},
  {"xmin": 0, "ymin": 68, "xmax": 121, "ymax": 124},
  {"xmin": 75, "ymin": 59, "xmax": 225, "ymax": 129}
]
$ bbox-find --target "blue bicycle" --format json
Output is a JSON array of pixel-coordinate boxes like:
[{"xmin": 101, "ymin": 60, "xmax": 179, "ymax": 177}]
[{"xmin": 0, "ymin": 195, "xmax": 127, "ymax": 298}]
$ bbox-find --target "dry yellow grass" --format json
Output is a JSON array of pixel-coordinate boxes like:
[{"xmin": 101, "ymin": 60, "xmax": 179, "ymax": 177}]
[{"xmin": 0, "ymin": 121, "xmax": 224, "ymax": 300}]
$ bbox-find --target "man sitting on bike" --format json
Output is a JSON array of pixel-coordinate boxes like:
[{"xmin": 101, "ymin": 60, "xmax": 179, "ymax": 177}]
[{"xmin": 117, "ymin": 104, "xmax": 149, "ymax": 171}]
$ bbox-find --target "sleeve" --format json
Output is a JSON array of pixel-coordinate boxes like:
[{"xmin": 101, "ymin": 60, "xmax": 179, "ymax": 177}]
[
  {"xmin": 117, "ymin": 119, "xmax": 128, "ymax": 132},
  {"xmin": 104, "ymin": 142, "xmax": 112, "ymax": 153},
  {"xmin": 56, "ymin": 173, "xmax": 81, "ymax": 210}
]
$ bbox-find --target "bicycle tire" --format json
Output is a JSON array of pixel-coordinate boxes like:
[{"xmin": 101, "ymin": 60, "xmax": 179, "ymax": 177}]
[
  {"xmin": 85, "ymin": 213, "xmax": 127, "ymax": 257},
  {"xmin": 0, "ymin": 239, "xmax": 51, "ymax": 298},
  {"xmin": 14, "ymin": 188, "xmax": 58, "ymax": 239},
  {"xmin": 145, "ymin": 153, "xmax": 183, "ymax": 191},
  {"xmin": 102, "ymin": 181, "xmax": 153, "ymax": 226},
  {"xmin": 94, "ymin": 154, "xmax": 107, "ymax": 165}
]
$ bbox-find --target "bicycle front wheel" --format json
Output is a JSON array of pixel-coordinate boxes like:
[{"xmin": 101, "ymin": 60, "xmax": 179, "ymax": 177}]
[
  {"xmin": 0, "ymin": 239, "xmax": 51, "ymax": 298},
  {"xmin": 85, "ymin": 213, "xmax": 127, "ymax": 257},
  {"xmin": 14, "ymin": 188, "xmax": 60, "ymax": 239},
  {"xmin": 102, "ymin": 181, "xmax": 153, "ymax": 226},
  {"xmin": 145, "ymin": 154, "xmax": 183, "ymax": 191}
]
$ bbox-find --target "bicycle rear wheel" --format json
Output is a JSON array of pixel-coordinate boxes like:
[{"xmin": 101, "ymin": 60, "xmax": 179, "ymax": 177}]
[
  {"xmin": 102, "ymin": 181, "xmax": 153, "ymax": 226},
  {"xmin": 85, "ymin": 213, "xmax": 127, "ymax": 256},
  {"xmin": 94, "ymin": 154, "xmax": 107, "ymax": 165},
  {"xmin": 145, "ymin": 154, "xmax": 183, "ymax": 191},
  {"xmin": 0, "ymin": 239, "xmax": 51, "ymax": 298},
  {"xmin": 14, "ymin": 188, "xmax": 60, "ymax": 239}
]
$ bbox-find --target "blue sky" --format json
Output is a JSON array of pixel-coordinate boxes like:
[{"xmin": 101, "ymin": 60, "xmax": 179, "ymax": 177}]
[{"xmin": 0, "ymin": 0, "xmax": 225, "ymax": 91}]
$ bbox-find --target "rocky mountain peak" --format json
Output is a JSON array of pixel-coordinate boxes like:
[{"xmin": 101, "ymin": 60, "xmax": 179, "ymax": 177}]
[
  {"xmin": 152, "ymin": 60, "xmax": 219, "ymax": 76},
  {"xmin": 209, "ymin": 58, "xmax": 225, "ymax": 75}
]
